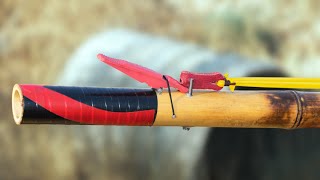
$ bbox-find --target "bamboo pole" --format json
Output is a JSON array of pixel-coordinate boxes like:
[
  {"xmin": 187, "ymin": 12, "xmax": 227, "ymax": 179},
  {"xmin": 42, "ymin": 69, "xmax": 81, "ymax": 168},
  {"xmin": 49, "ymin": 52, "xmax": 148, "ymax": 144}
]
[
  {"xmin": 155, "ymin": 90, "xmax": 320, "ymax": 129},
  {"xmin": 12, "ymin": 84, "xmax": 320, "ymax": 129}
]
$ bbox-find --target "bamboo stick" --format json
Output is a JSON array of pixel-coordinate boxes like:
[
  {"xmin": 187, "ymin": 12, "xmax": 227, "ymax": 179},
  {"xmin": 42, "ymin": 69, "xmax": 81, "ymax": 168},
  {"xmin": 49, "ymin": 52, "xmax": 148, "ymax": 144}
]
[
  {"xmin": 12, "ymin": 84, "xmax": 320, "ymax": 129},
  {"xmin": 155, "ymin": 90, "xmax": 320, "ymax": 129}
]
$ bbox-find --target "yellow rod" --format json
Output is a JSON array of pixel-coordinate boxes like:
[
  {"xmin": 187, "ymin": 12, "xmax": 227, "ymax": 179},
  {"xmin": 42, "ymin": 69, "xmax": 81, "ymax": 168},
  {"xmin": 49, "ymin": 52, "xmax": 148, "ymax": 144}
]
[
  {"xmin": 227, "ymin": 77, "xmax": 320, "ymax": 89},
  {"xmin": 229, "ymin": 77, "xmax": 320, "ymax": 82},
  {"xmin": 233, "ymin": 82, "xmax": 320, "ymax": 89}
]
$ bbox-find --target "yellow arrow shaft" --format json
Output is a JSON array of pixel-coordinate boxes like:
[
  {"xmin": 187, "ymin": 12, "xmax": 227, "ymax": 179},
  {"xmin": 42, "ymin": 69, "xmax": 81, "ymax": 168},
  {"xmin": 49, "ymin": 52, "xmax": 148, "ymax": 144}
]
[
  {"xmin": 230, "ymin": 77, "xmax": 320, "ymax": 82},
  {"xmin": 228, "ymin": 78, "xmax": 320, "ymax": 89}
]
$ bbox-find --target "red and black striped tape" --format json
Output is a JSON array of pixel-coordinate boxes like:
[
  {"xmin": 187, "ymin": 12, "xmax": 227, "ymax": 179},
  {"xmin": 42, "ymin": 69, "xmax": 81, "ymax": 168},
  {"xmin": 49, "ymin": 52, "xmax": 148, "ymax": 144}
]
[{"xmin": 18, "ymin": 85, "xmax": 157, "ymax": 125}]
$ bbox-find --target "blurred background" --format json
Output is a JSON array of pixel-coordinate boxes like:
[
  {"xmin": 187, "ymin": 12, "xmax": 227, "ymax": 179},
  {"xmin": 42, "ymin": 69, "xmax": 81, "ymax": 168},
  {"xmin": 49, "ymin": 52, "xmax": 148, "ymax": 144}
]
[{"xmin": 1, "ymin": 0, "xmax": 320, "ymax": 179}]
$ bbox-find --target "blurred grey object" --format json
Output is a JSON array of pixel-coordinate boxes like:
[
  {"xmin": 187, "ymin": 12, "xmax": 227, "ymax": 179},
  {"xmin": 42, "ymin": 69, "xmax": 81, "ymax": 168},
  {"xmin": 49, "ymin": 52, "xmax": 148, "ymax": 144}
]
[{"xmin": 57, "ymin": 29, "xmax": 283, "ymax": 180}]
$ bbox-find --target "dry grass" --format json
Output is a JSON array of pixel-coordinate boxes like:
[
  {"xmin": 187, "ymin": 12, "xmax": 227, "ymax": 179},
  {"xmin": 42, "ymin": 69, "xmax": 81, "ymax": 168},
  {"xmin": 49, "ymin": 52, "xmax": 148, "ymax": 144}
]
[
  {"xmin": 1, "ymin": 0, "xmax": 320, "ymax": 179},
  {"xmin": 2, "ymin": 1, "xmax": 320, "ymax": 92}
]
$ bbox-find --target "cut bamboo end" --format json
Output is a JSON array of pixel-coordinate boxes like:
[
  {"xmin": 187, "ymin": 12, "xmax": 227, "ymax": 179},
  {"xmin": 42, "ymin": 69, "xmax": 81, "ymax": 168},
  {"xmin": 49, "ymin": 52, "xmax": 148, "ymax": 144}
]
[{"xmin": 12, "ymin": 84, "xmax": 23, "ymax": 125}]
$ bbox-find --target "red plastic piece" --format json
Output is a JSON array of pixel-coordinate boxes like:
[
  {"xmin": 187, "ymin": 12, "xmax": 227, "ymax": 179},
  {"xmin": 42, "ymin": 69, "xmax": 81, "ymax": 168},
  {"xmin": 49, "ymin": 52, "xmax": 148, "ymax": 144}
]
[
  {"xmin": 20, "ymin": 85, "xmax": 156, "ymax": 126},
  {"xmin": 97, "ymin": 54, "xmax": 225, "ymax": 92},
  {"xmin": 98, "ymin": 54, "xmax": 188, "ymax": 92},
  {"xmin": 180, "ymin": 71, "xmax": 225, "ymax": 91}
]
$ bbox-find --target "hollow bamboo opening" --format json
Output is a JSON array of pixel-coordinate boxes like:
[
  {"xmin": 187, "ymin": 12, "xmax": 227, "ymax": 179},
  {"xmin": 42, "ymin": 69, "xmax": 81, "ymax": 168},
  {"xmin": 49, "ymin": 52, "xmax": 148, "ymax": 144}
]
[{"xmin": 12, "ymin": 84, "xmax": 23, "ymax": 125}]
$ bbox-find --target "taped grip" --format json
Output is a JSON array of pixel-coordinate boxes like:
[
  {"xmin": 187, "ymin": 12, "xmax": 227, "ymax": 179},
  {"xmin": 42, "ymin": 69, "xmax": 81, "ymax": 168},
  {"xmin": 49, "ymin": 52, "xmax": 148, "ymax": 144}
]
[{"xmin": 12, "ymin": 85, "xmax": 158, "ymax": 125}]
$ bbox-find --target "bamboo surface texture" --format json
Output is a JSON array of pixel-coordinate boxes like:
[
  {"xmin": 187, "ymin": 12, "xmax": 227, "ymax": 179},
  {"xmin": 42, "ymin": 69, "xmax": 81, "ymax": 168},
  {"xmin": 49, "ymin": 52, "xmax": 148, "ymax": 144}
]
[
  {"xmin": 155, "ymin": 90, "xmax": 320, "ymax": 129},
  {"xmin": 12, "ymin": 84, "xmax": 320, "ymax": 129}
]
